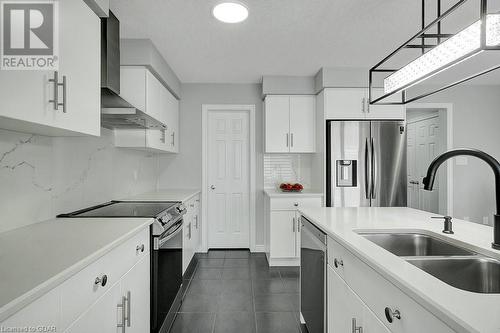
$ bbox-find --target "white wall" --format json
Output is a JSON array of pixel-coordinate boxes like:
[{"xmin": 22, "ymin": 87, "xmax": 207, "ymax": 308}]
[
  {"xmin": 419, "ymin": 85, "xmax": 500, "ymax": 225},
  {"xmin": 0, "ymin": 128, "xmax": 159, "ymax": 233},
  {"xmin": 157, "ymin": 83, "xmax": 265, "ymax": 245}
]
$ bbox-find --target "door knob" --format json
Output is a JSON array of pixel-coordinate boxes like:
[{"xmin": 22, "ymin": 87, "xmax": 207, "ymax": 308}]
[{"xmin": 210, "ymin": 185, "xmax": 216, "ymax": 190}]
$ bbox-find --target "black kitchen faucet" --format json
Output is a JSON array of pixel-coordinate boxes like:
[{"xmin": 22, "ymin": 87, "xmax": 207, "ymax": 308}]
[{"xmin": 422, "ymin": 148, "xmax": 500, "ymax": 250}]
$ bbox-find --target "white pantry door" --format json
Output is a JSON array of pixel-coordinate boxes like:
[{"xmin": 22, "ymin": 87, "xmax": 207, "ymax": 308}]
[{"xmin": 208, "ymin": 111, "xmax": 250, "ymax": 248}]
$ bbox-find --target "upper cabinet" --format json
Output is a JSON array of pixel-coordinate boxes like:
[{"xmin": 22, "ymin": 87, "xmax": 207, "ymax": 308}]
[
  {"xmin": 114, "ymin": 67, "xmax": 180, "ymax": 153},
  {"xmin": 322, "ymin": 88, "xmax": 405, "ymax": 120},
  {"xmin": 0, "ymin": 0, "xmax": 101, "ymax": 137},
  {"xmin": 265, "ymin": 95, "xmax": 316, "ymax": 153}
]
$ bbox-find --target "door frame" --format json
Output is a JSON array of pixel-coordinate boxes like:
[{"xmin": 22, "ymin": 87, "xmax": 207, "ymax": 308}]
[
  {"xmin": 406, "ymin": 102, "xmax": 454, "ymax": 215},
  {"xmin": 201, "ymin": 104, "xmax": 256, "ymax": 252}
]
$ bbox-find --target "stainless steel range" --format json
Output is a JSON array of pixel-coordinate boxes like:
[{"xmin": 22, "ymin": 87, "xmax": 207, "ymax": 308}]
[{"xmin": 58, "ymin": 200, "xmax": 187, "ymax": 333}]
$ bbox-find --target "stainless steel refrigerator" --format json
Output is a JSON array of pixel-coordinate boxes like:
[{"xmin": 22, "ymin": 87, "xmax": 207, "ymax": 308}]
[{"xmin": 326, "ymin": 120, "xmax": 407, "ymax": 207}]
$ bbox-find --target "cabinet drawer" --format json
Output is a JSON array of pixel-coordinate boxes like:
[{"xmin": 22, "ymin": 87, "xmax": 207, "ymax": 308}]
[
  {"xmin": 60, "ymin": 227, "xmax": 149, "ymax": 329},
  {"xmin": 329, "ymin": 238, "xmax": 455, "ymax": 333},
  {"xmin": 270, "ymin": 197, "xmax": 321, "ymax": 210},
  {"xmin": 1, "ymin": 287, "xmax": 60, "ymax": 328}
]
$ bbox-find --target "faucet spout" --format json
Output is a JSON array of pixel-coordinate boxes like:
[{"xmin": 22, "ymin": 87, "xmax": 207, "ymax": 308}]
[{"xmin": 422, "ymin": 148, "xmax": 500, "ymax": 250}]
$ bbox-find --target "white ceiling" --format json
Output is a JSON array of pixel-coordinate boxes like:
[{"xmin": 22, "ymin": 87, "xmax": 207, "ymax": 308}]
[{"xmin": 111, "ymin": 0, "xmax": 500, "ymax": 84}]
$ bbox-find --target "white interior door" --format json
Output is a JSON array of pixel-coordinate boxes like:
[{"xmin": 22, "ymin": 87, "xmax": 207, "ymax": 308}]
[
  {"xmin": 407, "ymin": 123, "xmax": 419, "ymax": 209},
  {"xmin": 208, "ymin": 110, "xmax": 250, "ymax": 248},
  {"xmin": 407, "ymin": 115, "xmax": 441, "ymax": 213}
]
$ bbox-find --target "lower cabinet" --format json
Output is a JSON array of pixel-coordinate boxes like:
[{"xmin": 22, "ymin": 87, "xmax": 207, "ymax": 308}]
[
  {"xmin": 270, "ymin": 210, "xmax": 299, "ymax": 259},
  {"xmin": 328, "ymin": 265, "xmax": 389, "ymax": 333},
  {"xmin": 264, "ymin": 194, "xmax": 322, "ymax": 266},
  {"xmin": 325, "ymin": 236, "xmax": 456, "ymax": 333},
  {"xmin": 183, "ymin": 194, "xmax": 201, "ymax": 274},
  {"xmin": 0, "ymin": 227, "xmax": 150, "ymax": 333}
]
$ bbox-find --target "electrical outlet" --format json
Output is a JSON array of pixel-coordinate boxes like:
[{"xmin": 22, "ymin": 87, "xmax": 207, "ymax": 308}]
[
  {"xmin": 463, "ymin": 216, "xmax": 470, "ymax": 221},
  {"xmin": 483, "ymin": 216, "xmax": 490, "ymax": 225},
  {"xmin": 133, "ymin": 170, "xmax": 138, "ymax": 181}
]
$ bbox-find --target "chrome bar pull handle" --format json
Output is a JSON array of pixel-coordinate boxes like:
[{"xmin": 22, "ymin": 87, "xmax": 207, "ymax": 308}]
[
  {"xmin": 364, "ymin": 138, "xmax": 371, "ymax": 199},
  {"xmin": 126, "ymin": 291, "xmax": 131, "ymax": 327},
  {"xmin": 60, "ymin": 75, "xmax": 67, "ymax": 113},
  {"xmin": 371, "ymin": 137, "xmax": 376, "ymax": 199},
  {"xmin": 352, "ymin": 318, "xmax": 363, "ymax": 333},
  {"xmin": 291, "ymin": 133, "xmax": 294, "ymax": 147},
  {"xmin": 48, "ymin": 71, "xmax": 59, "ymax": 110},
  {"xmin": 117, "ymin": 296, "xmax": 126, "ymax": 333},
  {"xmin": 286, "ymin": 133, "xmax": 289, "ymax": 147},
  {"xmin": 292, "ymin": 217, "xmax": 296, "ymax": 232}
]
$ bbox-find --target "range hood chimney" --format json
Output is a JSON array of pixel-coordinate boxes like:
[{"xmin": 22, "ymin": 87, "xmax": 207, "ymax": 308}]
[{"xmin": 100, "ymin": 12, "xmax": 165, "ymax": 130}]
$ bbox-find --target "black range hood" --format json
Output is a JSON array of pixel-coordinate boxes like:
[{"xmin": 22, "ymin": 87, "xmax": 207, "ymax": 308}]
[{"xmin": 100, "ymin": 11, "xmax": 165, "ymax": 130}]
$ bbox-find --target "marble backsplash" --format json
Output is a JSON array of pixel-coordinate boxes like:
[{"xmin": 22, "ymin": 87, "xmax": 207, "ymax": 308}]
[{"xmin": 0, "ymin": 128, "xmax": 159, "ymax": 233}]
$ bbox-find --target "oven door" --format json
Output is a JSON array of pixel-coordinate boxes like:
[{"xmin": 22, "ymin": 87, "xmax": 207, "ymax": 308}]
[{"xmin": 151, "ymin": 219, "xmax": 183, "ymax": 333}]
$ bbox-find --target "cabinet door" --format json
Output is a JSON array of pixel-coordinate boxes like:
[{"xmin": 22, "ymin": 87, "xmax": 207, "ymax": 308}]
[
  {"xmin": 289, "ymin": 96, "xmax": 316, "ymax": 153},
  {"xmin": 56, "ymin": 0, "xmax": 100, "ymax": 136},
  {"xmin": 328, "ymin": 266, "xmax": 389, "ymax": 333},
  {"xmin": 270, "ymin": 211, "xmax": 296, "ymax": 258},
  {"xmin": 168, "ymin": 97, "xmax": 180, "ymax": 153},
  {"xmin": 324, "ymin": 88, "xmax": 366, "ymax": 119},
  {"xmin": 0, "ymin": 0, "xmax": 100, "ymax": 136},
  {"xmin": 182, "ymin": 217, "xmax": 194, "ymax": 274},
  {"xmin": 265, "ymin": 96, "xmax": 290, "ymax": 153},
  {"xmin": 65, "ymin": 282, "xmax": 122, "ymax": 333},
  {"xmin": 294, "ymin": 211, "xmax": 301, "ymax": 258},
  {"xmin": 366, "ymin": 88, "xmax": 405, "ymax": 120},
  {"xmin": 120, "ymin": 255, "xmax": 150, "ymax": 333}
]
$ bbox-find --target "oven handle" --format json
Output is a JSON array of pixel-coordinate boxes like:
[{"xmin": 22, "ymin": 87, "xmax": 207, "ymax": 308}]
[{"xmin": 158, "ymin": 221, "xmax": 183, "ymax": 247}]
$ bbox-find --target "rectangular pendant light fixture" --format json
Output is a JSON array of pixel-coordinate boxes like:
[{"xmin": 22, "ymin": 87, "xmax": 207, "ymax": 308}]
[
  {"xmin": 384, "ymin": 14, "xmax": 500, "ymax": 95},
  {"xmin": 369, "ymin": 0, "xmax": 500, "ymax": 105}
]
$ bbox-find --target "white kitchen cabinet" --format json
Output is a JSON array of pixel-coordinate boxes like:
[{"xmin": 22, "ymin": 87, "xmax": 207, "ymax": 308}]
[
  {"xmin": 0, "ymin": 0, "xmax": 101, "ymax": 137},
  {"xmin": 65, "ymin": 282, "xmax": 122, "ymax": 333},
  {"xmin": 0, "ymin": 227, "xmax": 150, "ymax": 333},
  {"xmin": 289, "ymin": 96, "xmax": 316, "ymax": 152},
  {"xmin": 322, "ymin": 88, "xmax": 405, "ymax": 120},
  {"xmin": 328, "ymin": 265, "xmax": 390, "ymax": 333},
  {"xmin": 264, "ymin": 194, "xmax": 322, "ymax": 266},
  {"xmin": 366, "ymin": 88, "xmax": 406, "ymax": 120},
  {"xmin": 265, "ymin": 95, "xmax": 316, "ymax": 153},
  {"xmin": 183, "ymin": 194, "xmax": 201, "ymax": 274},
  {"xmin": 119, "ymin": 255, "xmax": 150, "ymax": 333},
  {"xmin": 66, "ymin": 256, "xmax": 149, "ymax": 333},
  {"xmin": 326, "ymin": 236, "xmax": 456, "ymax": 333},
  {"xmin": 270, "ymin": 211, "xmax": 297, "ymax": 258},
  {"xmin": 265, "ymin": 95, "xmax": 290, "ymax": 153},
  {"xmin": 114, "ymin": 67, "xmax": 180, "ymax": 153}
]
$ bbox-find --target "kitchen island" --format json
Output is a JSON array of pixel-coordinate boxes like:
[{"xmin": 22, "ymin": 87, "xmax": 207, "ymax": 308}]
[{"xmin": 299, "ymin": 207, "xmax": 500, "ymax": 333}]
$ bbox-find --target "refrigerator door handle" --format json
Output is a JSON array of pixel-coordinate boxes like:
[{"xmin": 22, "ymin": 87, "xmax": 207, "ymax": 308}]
[
  {"xmin": 364, "ymin": 138, "xmax": 371, "ymax": 200},
  {"xmin": 371, "ymin": 137, "xmax": 377, "ymax": 199}
]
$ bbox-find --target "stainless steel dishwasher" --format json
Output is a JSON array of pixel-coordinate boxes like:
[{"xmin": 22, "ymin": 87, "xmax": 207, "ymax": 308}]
[{"xmin": 300, "ymin": 216, "xmax": 327, "ymax": 333}]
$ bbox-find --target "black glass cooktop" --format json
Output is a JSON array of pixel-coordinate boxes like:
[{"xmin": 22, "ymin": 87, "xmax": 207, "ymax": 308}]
[{"xmin": 57, "ymin": 201, "xmax": 177, "ymax": 218}]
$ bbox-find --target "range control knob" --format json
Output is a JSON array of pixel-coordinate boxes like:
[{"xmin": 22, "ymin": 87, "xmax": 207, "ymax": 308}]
[
  {"xmin": 176, "ymin": 204, "xmax": 186, "ymax": 213},
  {"xmin": 160, "ymin": 213, "xmax": 172, "ymax": 225}
]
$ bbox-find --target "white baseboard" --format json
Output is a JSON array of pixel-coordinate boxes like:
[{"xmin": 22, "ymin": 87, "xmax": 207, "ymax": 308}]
[
  {"xmin": 253, "ymin": 244, "xmax": 265, "ymax": 252},
  {"xmin": 266, "ymin": 253, "xmax": 300, "ymax": 266}
]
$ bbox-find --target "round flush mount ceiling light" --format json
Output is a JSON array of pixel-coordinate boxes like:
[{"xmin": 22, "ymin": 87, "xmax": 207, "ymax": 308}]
[{"xmin": 212, "ymin": 2, "xmax": 248, "ymax": 23}]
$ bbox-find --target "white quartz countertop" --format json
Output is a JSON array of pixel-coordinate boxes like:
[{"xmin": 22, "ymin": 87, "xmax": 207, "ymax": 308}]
[
  {"xmin": 264, "ymin": 188, "xmax": 324, "ymax": 198},
  {"xmin": 298, "ymin": 207, "xmax": 500, "ymax": 333},
  {"xmin": 120, "ymin": 189, "xmax": 201, "ymax": 203},
  {"xmin": 0, "ymin": 217, "xmax": 153, "ymax": 322}
]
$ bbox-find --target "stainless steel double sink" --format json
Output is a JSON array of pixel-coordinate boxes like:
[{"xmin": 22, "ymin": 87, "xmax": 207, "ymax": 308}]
[{"xmin": 357, "ymin": 232, "xmax": 500, "ymax": 294}]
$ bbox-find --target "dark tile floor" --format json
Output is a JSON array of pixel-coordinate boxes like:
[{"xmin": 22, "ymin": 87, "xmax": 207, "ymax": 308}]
[{"xmin": 170, "ymin": 250, "xmax": 305, "ymax": 333}]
